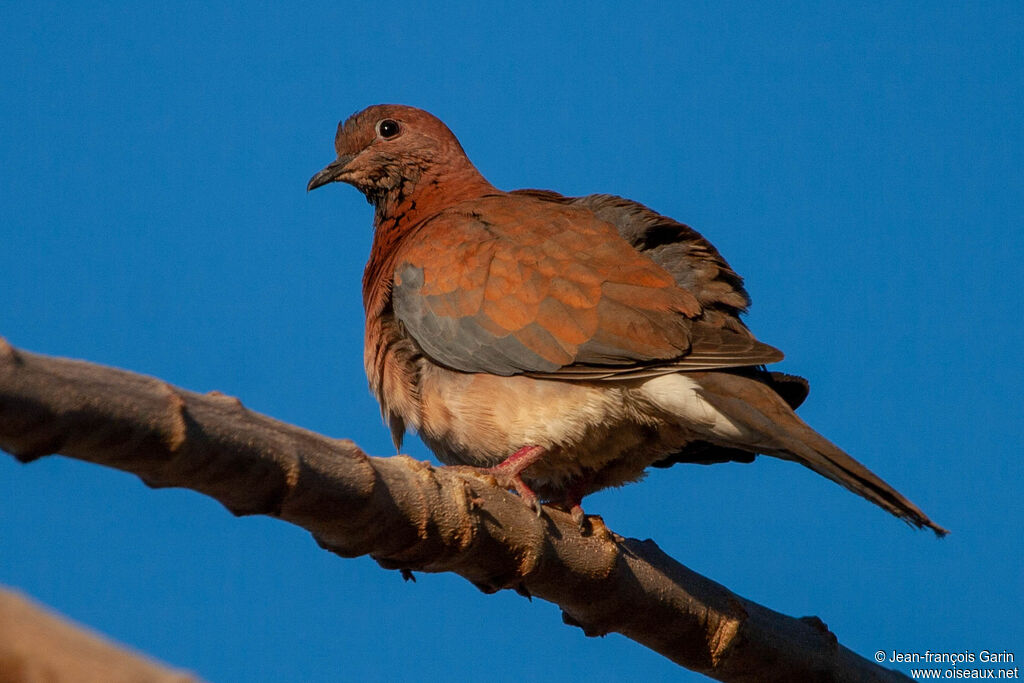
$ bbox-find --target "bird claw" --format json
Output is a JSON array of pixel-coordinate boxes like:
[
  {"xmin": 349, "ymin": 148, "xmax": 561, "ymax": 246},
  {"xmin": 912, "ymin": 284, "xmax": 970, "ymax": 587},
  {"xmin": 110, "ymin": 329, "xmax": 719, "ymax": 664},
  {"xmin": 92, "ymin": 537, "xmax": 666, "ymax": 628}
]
[
  {"xmin": 481, "ymin": 445, "xmax": 548, "ymax": 515},
  {"xmin": 490, "ymin": 468, "xmax": 543, "ymax": 516},
  {"xmin": 570, "ymin": 504, "xmax": 587, "ymax": 530},
  {"xmin": 448, "ymin": 464, "xmax": 545, "ymax": 516}
]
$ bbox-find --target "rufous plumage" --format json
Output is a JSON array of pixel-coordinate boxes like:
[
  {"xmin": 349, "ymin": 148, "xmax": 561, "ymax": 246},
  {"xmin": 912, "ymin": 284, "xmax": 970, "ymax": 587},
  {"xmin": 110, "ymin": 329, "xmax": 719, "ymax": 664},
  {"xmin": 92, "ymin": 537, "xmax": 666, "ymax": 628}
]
[{"xmin": 308, "ymin": 104, "xmax": 946, "ymax": 535}]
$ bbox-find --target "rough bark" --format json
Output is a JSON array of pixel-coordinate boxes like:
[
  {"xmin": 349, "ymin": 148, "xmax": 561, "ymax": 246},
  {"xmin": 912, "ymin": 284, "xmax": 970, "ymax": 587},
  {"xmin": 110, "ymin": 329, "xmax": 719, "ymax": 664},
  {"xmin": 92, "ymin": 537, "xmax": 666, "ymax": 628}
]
[
  {"xmin": 0, "ymin": 586, "xmax": 200, "ymax": 682},
  {"xmin": 0, "ymin": 338, "xmax": 911, "ymax": 682}
]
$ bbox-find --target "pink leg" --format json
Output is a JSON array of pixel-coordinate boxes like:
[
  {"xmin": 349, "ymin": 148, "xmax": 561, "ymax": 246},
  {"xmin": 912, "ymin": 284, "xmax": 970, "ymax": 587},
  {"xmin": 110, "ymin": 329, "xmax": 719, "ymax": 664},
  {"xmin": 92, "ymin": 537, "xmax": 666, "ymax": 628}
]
[
  {"xmin": 561, "ymin": 475, "xmax": 591, "ymax": 530},
  {"xmin": 486, "ymin": 445, "xmax": 546, "ymax": 515}
]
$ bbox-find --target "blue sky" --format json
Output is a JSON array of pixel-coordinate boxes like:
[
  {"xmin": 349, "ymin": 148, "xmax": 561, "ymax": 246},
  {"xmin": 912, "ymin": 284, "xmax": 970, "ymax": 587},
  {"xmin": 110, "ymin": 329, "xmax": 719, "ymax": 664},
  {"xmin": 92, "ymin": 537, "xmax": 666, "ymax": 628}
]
[{"xmin": 1, "ymin": 2, "xmax": 1021, "ymax": 681}]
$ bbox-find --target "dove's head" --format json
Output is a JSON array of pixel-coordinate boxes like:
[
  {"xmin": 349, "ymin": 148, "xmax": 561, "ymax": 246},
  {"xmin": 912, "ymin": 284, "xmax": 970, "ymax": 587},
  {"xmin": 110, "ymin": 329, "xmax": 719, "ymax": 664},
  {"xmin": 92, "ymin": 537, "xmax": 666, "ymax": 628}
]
[{"xmin": 307, "ymin": 104, "xmax": 494, "ymax": 215}]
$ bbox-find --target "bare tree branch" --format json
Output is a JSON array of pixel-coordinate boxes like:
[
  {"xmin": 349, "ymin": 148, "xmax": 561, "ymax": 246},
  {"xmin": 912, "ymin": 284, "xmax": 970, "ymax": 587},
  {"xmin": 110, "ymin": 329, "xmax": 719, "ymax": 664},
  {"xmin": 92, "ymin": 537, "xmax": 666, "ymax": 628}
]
[
  {"xmin": 0, "ymin": 338, "xmax": 910, "ymax": 682},
  {"xmin": 0, "ymin": 586, "xmax": 200, "ymax": 683}
]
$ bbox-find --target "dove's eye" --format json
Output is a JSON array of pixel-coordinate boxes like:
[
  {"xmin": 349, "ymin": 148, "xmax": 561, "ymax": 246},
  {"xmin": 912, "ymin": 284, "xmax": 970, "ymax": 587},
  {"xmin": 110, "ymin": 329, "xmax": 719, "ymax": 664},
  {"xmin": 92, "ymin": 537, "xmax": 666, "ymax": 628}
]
[{"xmin": 378, "ymin": 119, "xmax": 401, "ymax": 139}]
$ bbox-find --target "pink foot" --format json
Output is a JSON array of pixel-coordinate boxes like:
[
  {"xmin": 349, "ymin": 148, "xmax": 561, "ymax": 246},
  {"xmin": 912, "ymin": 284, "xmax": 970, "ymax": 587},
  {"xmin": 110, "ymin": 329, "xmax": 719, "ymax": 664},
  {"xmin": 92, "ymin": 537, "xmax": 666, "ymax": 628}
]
[
  {"xmin": 486, "ymin": 445, "xmax": 546, "ymax": 516},
  {"xmin": 560, "ymin": 475, "xmax": 592, "ymax": 532}
]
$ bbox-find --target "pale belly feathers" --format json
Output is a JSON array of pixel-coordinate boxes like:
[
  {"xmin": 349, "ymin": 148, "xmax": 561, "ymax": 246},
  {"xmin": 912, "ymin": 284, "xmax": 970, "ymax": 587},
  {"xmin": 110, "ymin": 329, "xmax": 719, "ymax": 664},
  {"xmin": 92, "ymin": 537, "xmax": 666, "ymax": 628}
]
[{"xmin": 411, "ymin": 363, "xmax": 758, "ymax": 498}]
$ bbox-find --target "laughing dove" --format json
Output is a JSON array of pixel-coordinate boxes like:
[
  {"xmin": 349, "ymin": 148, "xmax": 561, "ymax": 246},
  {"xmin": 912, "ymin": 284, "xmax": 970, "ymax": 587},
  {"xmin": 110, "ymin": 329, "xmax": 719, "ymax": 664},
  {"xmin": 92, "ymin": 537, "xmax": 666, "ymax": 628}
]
[{"xmin": 308, "ymin": 104, "xmax": 946, "ymax": 535}]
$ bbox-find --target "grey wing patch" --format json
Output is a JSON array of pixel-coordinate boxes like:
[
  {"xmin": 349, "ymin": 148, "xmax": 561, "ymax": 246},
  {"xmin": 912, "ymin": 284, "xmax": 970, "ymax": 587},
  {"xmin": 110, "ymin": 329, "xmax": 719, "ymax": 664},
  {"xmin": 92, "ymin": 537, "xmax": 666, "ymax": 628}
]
[{"xmin": 391, "ymin": 263, "xmax": 562, "ymax": 376}]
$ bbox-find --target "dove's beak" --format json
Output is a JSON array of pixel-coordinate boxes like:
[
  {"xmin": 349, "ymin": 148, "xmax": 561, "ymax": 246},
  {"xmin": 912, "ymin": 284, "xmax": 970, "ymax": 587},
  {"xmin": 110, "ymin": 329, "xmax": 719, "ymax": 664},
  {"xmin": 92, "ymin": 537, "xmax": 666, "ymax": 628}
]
[{"xmin": 307, "ymin": 155, "xmax": 355, "ymax": 192}]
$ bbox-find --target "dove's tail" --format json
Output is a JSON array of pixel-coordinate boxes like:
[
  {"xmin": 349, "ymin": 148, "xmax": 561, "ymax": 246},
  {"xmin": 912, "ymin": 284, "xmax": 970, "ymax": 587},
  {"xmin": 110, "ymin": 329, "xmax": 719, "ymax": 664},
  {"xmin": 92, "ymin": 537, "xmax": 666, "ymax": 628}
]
[
  {"xmin": 771, "ymin": 415, "xmax": 948, "ymax": 536},
  {"xmin": 673, "ymin": 371, "xmax": 949, "ymax": 536}
]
